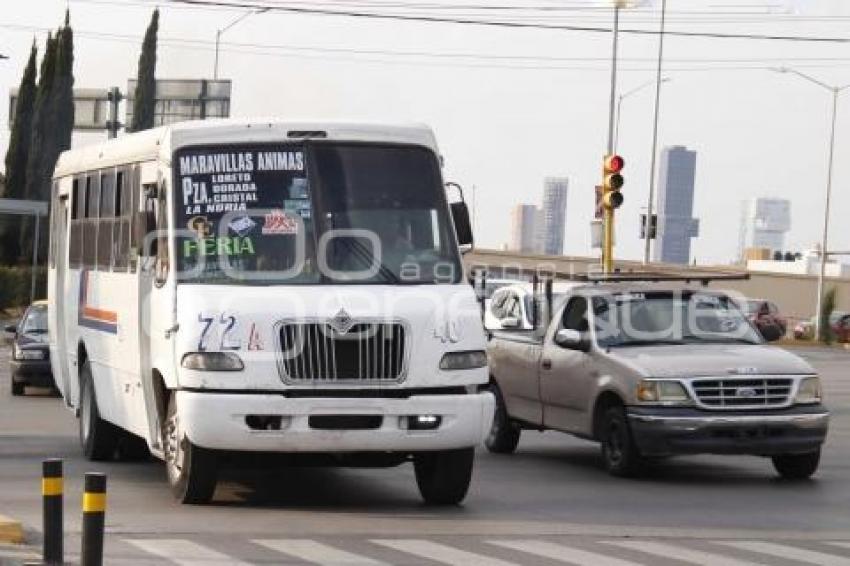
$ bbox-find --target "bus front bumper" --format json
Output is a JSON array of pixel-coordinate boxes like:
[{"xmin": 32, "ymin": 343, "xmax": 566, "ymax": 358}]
[{"xmin": 176, "ymin": 390, "xmax": 495, "ymax": 453}]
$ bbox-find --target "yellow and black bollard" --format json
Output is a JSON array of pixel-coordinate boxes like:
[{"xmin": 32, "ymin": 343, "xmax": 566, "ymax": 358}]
[
  {"xmin": 80, "ymin": 473, "xmax": 107, "ymax": 566},
  {"xmin": 41, "ymin": 459, "xmax": 63, "ymax": 565}
]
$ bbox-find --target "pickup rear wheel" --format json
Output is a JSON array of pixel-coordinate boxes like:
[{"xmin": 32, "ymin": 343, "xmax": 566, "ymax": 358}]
[
  {"xmin": 600, "ymin": 406, "xmax": 644, "ymax": 477},
  {"xmin": 485, "ymin": 384, "xmax": 521, "ymax": 454},
  {"xmin": 414, "ymin": 448, "xmax": 474, "ymax": 505},
  {"xmin": 772, "ymin": 449, "xmax": 820, "ymax": 480}
]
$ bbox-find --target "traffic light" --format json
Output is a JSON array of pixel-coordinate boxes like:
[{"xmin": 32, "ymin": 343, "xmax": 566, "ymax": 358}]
[{"xmin": 602, "ymin": 154, "xmax": 624, "ymax": 209}]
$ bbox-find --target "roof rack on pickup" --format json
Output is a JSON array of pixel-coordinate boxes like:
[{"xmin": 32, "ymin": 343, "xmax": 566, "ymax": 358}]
[{"xmin": 572, "ymin": 271, "xmax": 750, "ymax": 285}]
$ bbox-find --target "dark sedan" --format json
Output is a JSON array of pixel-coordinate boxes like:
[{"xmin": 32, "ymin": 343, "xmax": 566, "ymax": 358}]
[{"xmin": 5, "ymin": 301, "xmax": 53, "ymax": 396}]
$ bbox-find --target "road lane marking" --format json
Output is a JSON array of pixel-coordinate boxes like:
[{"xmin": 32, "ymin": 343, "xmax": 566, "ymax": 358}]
[
  {"xmin": 254, "ymin": 539, "xmax": 388, "ymax": 565},
  {"xmin": 372, "ymin": 539, "xmax": 520, "ymax": 566},
  {"xmin": 827, "ymin": 542, "xmax": 850, "ymax": 551},
  {"xmin": 603, "ymin": 540, "xmax": 768, "ymax": 566},
  {"xmin": 125, "ymin": 539, "xmax": 253, "ymax": 565},
  {"xmin": 718, "ymin": 541, "xmax": 850, "ymax": 566},
  {"xmin": 489, "ymin": 539, "xmax": 644, "ymax": 566}
]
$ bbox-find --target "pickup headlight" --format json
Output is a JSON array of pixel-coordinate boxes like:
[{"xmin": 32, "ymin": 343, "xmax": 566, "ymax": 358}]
[
  {"xmin": 795, "ymin": 377, "xmax": 822, "ymax": 405},
  {"xmin": 181, "ymin": 351, "xmax": 244, "ymax": 371},
  {"xmin": 13, "ymin": 344, "xmax": 45, "ymax": 360},
  {"xmin": 637, "ymin": 379, "xmax": 692, "ymax": 405},
  {"xmin": 439, "ymin": 350, "xmax": 487, "ymax": 370}
]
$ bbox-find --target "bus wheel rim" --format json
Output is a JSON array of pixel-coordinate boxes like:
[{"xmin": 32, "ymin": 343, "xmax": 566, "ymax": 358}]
[{"xmin": 164, "ymin": 413, "xmax": 185, "ymax": 480}]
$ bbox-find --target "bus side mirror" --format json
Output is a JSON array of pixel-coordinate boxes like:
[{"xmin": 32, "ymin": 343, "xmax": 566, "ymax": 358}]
[
  {"xmin": 451, "ymin": 201, "xmax": 473, "ymax": 247},
  {"xmin": 4, "ymin": 323, "xmax": 17, "ymax": 335}
]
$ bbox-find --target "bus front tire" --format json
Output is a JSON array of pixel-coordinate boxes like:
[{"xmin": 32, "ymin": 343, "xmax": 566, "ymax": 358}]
[
  {"xmin": 164, "ymin": 394, "xmax": 218, "ymax": 504},
  {"xmin": 414, "ymin": 448, "xmax": 474, "ymax": 505},
  {"xmin": 79, "ymin": 361, "xmax": 120, "ymax": 461}
]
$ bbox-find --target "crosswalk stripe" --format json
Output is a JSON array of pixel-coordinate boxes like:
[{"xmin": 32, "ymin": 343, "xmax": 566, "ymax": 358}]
[
  {"xmin": 490, "ymin": 539, "xmax": 645, "ymax": 566},
  {"xmin": 124, "ymin": 539, "xmax": 253, "ymax": 566},
  {"xmin": 603, "ymin": 540, "xmax": 768, "ymax": 566},
  {"xmin": 254, "ymin": 539, "xmax": 388, "ymax": 565},
  {"xmin": 372, "ymin": 539, "xmax": 520, "ymax": 566},
  {"xmin": 718, "ymin": 541, "xmax": 850, "ymax": 566}
]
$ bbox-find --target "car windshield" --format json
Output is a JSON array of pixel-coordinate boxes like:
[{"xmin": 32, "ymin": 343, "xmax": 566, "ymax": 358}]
[
  {"xmin": 174, "ymin": 143, "xmax": 462, "ymax": 285},
  {"xmin": 22, "ymin": 305, "xmax": 48, "ymax": 333},
  {"xmin": 593, "ymin": 291, "xmax": 763, "ymax": 348}
]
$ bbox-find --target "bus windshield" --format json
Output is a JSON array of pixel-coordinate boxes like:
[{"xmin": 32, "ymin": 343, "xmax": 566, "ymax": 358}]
[{"xmin": 174, "ymin": 143, "xmax": 462, "ymax": 285}]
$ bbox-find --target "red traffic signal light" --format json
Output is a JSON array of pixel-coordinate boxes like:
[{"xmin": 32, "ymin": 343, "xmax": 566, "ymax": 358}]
[
  {"xmin": 604, "ymin": 154, "xmax": 624, "ymax": 173},
  {"xmin": 602, "ymin": 154, "xmax": 625, "ymax": 210}
]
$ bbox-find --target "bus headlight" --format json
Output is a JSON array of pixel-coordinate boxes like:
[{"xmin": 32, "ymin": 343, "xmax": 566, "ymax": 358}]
[
  {"xmin": 637, "ymin": 379, "xmax": 692, "ymax": 405},
  {"xmin": 181, "ymin": 351, "xmax": 244, "ymax": 371},
  {"xmin": 795, "ymin": 377, "xmax": 822, "ymax": 405},
  {"xmin": 439, "ymin": 350, "xmax": 487, "ymax": 370}
]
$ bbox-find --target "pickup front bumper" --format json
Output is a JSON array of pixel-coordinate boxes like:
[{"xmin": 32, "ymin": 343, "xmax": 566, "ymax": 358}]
[{"xmin": 627, "ymin": 405, "xmax": 829, "ymax": 457}]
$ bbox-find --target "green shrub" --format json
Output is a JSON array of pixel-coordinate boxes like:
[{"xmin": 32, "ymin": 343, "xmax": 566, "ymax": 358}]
[{"xmin": 0, "ymin": 266, "xmax": 47, "ymax": 310}]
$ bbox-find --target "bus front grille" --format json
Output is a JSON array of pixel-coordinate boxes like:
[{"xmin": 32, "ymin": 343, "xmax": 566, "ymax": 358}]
[{"xmin": 277, "ymin": 322, "xmax": 407, "ymax": 382}]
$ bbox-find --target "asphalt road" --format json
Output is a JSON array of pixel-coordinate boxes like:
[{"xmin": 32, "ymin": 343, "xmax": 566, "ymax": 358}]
[{"xmin": 1, "ymin": 343, "xmax": 849, "ymax": 565}]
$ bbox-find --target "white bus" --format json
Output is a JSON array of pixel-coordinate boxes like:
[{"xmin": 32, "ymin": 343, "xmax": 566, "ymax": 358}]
[{"xmin": 47, "ymin": 119, "xmax": 494, "ymax": 504}]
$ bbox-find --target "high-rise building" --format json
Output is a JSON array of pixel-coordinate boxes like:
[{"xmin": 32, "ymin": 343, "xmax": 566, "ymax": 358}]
[
  {"xmin": 509, "ymin": 204, "xmax": 540, "ymax": 253},
  {"xmin": 654, "ymin": 146, "xmax": 699, "ymax": 265},
  {"xmin": 539, "ymin": 177, "xmax": 569, "ymax": 256},
  {"xmin": 738, "ymin": 197, "xmax": 791, "ymax": 260}
]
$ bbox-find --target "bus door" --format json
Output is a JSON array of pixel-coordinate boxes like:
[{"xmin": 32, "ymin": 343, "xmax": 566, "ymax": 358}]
[
  {"xmin": 138, "ymin": 169, "xmax": 172, "ymax": 451},
  {"xmin": 54, "ymin": 191, "xmax": 72, "ymax": 405}
]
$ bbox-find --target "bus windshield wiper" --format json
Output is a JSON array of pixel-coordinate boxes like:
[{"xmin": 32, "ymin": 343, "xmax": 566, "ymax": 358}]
[{"xmin": 336, "ymin": 236, "xmax": 400, "ymax": 284}]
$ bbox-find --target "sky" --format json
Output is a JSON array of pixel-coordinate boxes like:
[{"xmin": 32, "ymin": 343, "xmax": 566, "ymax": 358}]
[{"xmin": 2, "ymin": 0, "xmax": 850, "ymax": 265}]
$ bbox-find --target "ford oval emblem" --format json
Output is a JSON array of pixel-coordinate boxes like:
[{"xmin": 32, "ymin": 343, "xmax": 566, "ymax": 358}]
[
  {"xmin": 731, "ymin": 366, "xmax": 759, "ymax": 375},
  {"xmin": 736, "ymin": 387, "xmax": 758, "ymax": 398}
]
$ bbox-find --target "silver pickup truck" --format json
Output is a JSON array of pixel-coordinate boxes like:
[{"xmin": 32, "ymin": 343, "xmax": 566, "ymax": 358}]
[{"xmin": 486, "ymin": 282, "xmax": 829, "ymax": 479}]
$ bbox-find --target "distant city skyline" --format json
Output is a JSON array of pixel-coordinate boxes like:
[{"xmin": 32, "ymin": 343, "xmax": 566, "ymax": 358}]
[
  {"xmin": 508, "ymin": 177, "xmax": 568, "ymax": 255},
  {"xmin": 540, "ymin": 178, "xmax": 569, "ymax": 256},
  {"xmin": 738, "ymin": 197, "xmax": 792, "ymax": 260},
  {"xmin": 654, "ymin": 146, "xmax": 699, "ymax": 265}
]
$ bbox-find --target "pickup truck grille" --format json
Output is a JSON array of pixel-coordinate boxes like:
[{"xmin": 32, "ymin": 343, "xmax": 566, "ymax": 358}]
[
  {"xmin": 278, "ymin": 322, "xmax": 407, "ymax": 382},
  {"xmin": 690, "ymin": 377, "xmax": 794, "ymax": 408}
]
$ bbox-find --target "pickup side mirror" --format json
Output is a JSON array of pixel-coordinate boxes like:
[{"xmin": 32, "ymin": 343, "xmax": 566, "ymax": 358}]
[
  {"xmin": 4, "ymin": 323, "xmax": 18, "ymax": 335},
  {"xmin": 501, "ymin": 316, "xmax": 521, "ymax": 329},
  {"xmin": 760, "ymin": 323, "xmax": 783, "ymax": 343},
  {"xmin": 555, "ymin": 329, "xmax": 590, "ymax": 352},
  {"xmin": 450, "ymin": 201, "xmax": 473, "ymax": 247}
]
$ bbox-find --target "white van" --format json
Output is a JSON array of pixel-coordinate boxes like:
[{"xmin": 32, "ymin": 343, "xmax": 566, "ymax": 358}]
[{"xmin": 47, "ymin": 119, "xmax": 494, "ymax": 504}]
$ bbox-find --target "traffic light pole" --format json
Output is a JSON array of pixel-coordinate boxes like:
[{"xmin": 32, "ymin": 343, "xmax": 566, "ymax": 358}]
[{"xmin": 603, "ymin": 5, "xmax": 621, "ymax": 273}]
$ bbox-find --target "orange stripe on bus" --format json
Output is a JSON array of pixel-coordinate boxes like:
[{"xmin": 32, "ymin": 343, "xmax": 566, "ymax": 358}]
[{"xmin": 82, "ymin": 306, "xmax": 118, "ymax": 323}]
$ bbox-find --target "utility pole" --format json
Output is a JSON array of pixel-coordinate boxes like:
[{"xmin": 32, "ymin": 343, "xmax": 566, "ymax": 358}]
[
  {"xmin": 602, "ymin": 3, "xmax": 621, "ymax": 273},
  {"xmin": 106, "ymin": 87, "xmax": 123, "ymax": 139},
  {"xmin": 643, "ymin": 0, "xmax": 667, "ymax": 265}
]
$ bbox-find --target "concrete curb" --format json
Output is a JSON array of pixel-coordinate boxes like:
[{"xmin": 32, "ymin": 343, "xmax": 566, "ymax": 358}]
[{"xmin": 0, "ymin": 514, "xmax": 24, "ymax": 544}]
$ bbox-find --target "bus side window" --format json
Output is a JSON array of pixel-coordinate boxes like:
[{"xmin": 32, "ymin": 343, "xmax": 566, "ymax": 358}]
[
  {"xmin": 154, "ymin": 183, "xmax": 169, "ymax": 285},
  {"xmin": 69, "ymin": 177, "xmax": 83, "ymax": 269},
  {"xmin": 112, "ymin": 169, "xmax": 130, "ymax": 271},
  {"xmin": 82, "ymin": 174, "xmax": 100, "ymax": 271},
  {"xmin": 98, "ymin": 170, "xmax": 115, "ymax": 271},
  {"xmin": 129, "ymin": 165, "xmax": 141, "ymax": 273}
]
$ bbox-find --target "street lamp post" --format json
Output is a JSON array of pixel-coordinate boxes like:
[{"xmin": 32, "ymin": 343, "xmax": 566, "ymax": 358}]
[
  {"xmin": 773, "ymin": 67, "xmax": 850, "ymax": 341},
  {"xmin": 614, "ymin": 77, "xmax": 669, "ymax": 153},
  {"xmin": 213, "ymin": 8, "xmax": 269, "ymax": 80},
  {"xmin": 643, "ymin": 0, "xmax": 667, "ymax": 265}
]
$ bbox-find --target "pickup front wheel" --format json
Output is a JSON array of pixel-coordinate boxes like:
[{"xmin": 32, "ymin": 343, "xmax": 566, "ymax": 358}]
[
  {"xmin": 772, "ymin": 449, "xmax": 820, "ymax": 480},
  {"xmin": 600, "ymin": 406, "xmax": 644, "ymax": 477},
  {"xmin": 485, "ymin": 384, "xmax": 521, "ymax": 454}
]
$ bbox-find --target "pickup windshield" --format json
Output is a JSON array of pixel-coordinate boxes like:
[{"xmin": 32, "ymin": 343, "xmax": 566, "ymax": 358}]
[
  {"xmin": 593, "ymin": 291, "xmax": 762, "ymax": 348},
  {"xmin": 174, "ymin": 143, "xmax": 462, "ymax": 285}
]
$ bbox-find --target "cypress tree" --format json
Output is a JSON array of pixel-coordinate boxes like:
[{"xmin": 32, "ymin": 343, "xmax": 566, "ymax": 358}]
[
  {"xmin": 19, "ymin": 33, "xmax": 57, "ymax": 264},
  {"xmin": 0, "ymin": 42, "xmax": 38, "ymax": 265},
  {"xmin": 131, "ymin": 9, "xmax": 159, "ymax": 132},
  {"xmin": 54, "ymin": 11, "xmax": 75, "ymax": 159}
]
